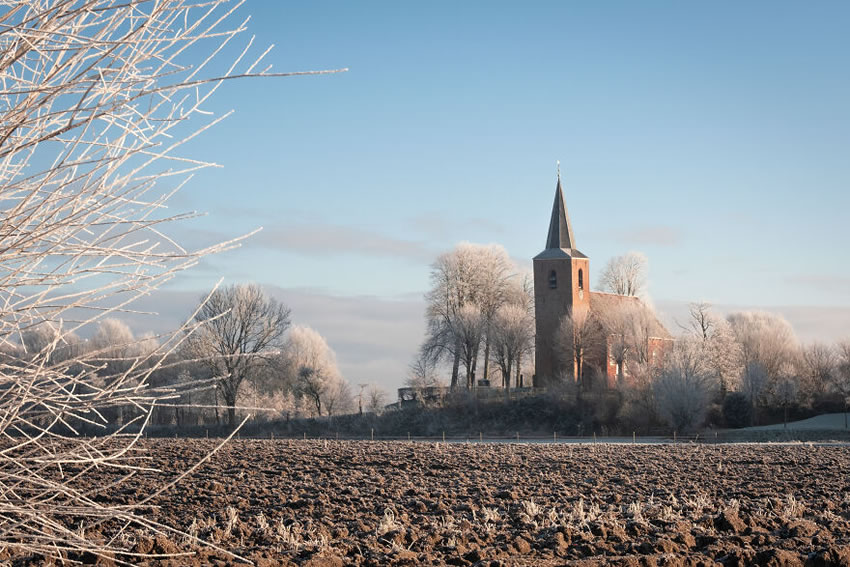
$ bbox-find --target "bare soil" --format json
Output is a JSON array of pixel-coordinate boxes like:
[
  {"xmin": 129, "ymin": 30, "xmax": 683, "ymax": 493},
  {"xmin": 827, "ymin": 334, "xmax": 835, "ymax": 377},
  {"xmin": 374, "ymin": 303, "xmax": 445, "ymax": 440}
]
[{"xmin": 14, "ymin": 440, "xmax": 850, "ymax": 566}]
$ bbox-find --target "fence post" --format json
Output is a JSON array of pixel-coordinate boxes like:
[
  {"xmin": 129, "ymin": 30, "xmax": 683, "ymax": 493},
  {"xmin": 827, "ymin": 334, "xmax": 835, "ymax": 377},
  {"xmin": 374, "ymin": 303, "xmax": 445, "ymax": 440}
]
[
  {"xmin": 371, "ymin": 428, "xmax": 374, "ymax": 441},
  {"xmin": 633, "ymin": 431, "xmax": 636, "ymax": 444},
  {"xmin": 442, "ymin": 431, "xmax": 446, "ymax": 443}
]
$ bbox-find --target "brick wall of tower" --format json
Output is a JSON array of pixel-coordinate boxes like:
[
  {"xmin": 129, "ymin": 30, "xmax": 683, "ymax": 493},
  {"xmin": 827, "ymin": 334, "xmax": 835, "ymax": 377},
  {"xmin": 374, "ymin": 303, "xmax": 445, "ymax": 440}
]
[{"xmin": 533, "ymin": 255, "xmax": 590, "ymax": 387}]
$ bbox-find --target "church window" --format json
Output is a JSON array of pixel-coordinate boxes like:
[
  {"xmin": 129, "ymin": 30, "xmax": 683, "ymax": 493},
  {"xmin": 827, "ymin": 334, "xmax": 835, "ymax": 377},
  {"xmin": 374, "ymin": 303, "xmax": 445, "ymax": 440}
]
[
  {"xmin": 578, "ymin": 269, "xmax": 584, "ymax": 290},
  {"xmin": 548, "ymin": 270, "xmax": 557, "ymax": 289}
]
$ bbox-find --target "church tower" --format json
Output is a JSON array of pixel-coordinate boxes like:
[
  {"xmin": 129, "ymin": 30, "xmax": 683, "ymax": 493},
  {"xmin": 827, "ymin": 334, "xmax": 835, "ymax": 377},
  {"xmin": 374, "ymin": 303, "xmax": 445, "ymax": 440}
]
[{"xmin": 533, "ymin": 170, "xmax": 590, "ymax": 387}]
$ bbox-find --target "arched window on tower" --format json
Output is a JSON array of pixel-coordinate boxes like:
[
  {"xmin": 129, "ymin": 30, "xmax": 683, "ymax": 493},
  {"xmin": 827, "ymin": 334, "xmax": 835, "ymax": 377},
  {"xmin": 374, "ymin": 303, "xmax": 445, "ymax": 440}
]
[
  {"xmin": 548, "ymin": 270, "xmax": 557, "ymax": 289},
  {"xmin": 578, "ymin": 269, "xmax": 584, "ymax": 290}
]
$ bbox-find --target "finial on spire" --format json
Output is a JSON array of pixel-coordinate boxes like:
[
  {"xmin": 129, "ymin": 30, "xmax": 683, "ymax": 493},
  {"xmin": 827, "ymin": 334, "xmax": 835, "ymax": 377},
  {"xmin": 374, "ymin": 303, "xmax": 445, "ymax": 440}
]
[{"xmin": 556, "ymin": 160, "xmax": 561, "ymax": 182}]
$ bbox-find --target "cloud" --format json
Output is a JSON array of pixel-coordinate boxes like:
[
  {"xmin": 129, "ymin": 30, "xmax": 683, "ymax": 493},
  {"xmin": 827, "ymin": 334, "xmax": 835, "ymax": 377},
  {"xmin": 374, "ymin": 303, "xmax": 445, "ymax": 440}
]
[
  {"xmin": 614, "ymin": 226, "xmax": 683, "ymax": 247},
  {"xmin": 244, "ymin": 224, "xmax": 436, "ymax": 263},
  {"xmin": 410, "ymin": 212, "xmax": 506, "ymax": 239},
  {"xmin": 784, "ymin": 274, "xmax": 850, "ymax": 296},
  {"xmin": 171, "ymin": 222, "xmax": 437, "ymax": 263}
]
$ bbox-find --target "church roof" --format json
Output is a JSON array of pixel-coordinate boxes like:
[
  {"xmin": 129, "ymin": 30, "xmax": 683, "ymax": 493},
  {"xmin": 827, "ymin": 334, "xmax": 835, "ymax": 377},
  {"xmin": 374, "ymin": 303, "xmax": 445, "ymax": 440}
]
[
  {"xmin": 535, "ymin": 171, "xmax": 588, "ymax": 261},
  {"xmin": 589, "ymin": 291, "xmax": 673, "ymax": 340},
  {"xmin": 546, "ymin": 176, "xmax": 576, "ymax": 250}
]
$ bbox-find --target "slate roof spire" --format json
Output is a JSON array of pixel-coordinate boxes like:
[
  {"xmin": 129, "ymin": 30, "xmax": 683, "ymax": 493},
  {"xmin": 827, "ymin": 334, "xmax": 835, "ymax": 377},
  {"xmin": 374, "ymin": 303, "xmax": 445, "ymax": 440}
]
[{"xmin": 545, "ymin": 162, "xmax": 576, "ymax": 250}]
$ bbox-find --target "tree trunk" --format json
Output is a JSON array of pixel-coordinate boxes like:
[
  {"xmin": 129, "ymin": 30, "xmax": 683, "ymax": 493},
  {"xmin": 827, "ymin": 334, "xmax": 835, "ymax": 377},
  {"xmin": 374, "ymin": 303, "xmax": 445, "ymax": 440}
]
[
  {"xmin": 576, "ymin": 349, "xmax": 584, "ymax": 390},
  {"xmin": 450, "ymin": 347, "xmax": 461, "ymax": 390},
  {"xmin": 504, "ymin": 359, "xmax": 512, "ymax": 400},
  {"xmin": 515, "ymin": 352, "xmax": 521, "ymax": 388},
  {"xmin": 224, "ymin": 390, "xmax": 238, "ymax": 428},
  {"xmin": 470, "ymin": 343, "xmax": 479, "ymax": 389},
  {"xmin": 482, "ymin": 334, "xmax": 491, "ymax": 386},
  {"xmin": 214, "ymin": 388, "xmax": 220, "ymax": 425}
]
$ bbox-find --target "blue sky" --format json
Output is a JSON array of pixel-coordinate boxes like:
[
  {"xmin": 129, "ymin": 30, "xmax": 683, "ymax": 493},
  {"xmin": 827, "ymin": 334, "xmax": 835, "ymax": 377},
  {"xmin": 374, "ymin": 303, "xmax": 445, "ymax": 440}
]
[{"xmin": 152, "ymin": 1, "xmax": 850, "ymax": 390}]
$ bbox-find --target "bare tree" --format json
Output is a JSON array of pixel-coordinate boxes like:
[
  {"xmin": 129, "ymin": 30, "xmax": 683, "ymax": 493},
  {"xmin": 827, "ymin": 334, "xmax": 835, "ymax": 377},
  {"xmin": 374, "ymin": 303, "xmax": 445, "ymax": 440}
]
[
  {"xmin": 799, "ymin": 342, "xmax": 836, "ymax": 402},
  {"xmin": 597, "ymin": 301, "xmax": 641, "ymax": 384},
  {"xmin": 405, "ymin": 352, "xmax": 446, "ymax": 406},
  {"xmin": 422, "ymin": 243, "xmax": 513, "ymax": 389},
  {"xmin": 727, "ymin": 311, "xmax": 798, "ymax": 384},
  {"xmin": 186, "ymin": 284, "xmax": 291, "ymax": 427},
  {"xmin": 555, "ymin": 308, "xmax": 606, "ymax": 390},
  {"xmin": 21, "ymin": 321, "xmax": 81, "ymax": 363},
  {"xmin": 654, "ymin": 336, "xmax": 714, "ymax": 433},
  {"xmin": 325, "ymin": 380, "xmax": 355, "ymax": 417},
  {"xmin": 833, "ymin": 340, "xmax": 850, "ymax": 429},
  {"xmin": 683, "ymin": 302, "xmax": 743, "ymax": 397},
  {"xmin": 454, "ymin": 304, "xmax": 486, "ymax": 389},
  {"xmin": 407, "ymin": 352, "xmax": 442, "ymax": 390},
  {"xmin": 285, "ymin": 325, "xmax": 346, "ymax": 417},
  {"xmin": 768, "ymin": 372, "xmax": 799, "ymax": 429},
  {"xmin": 598, "ymin": 251, "xmax": 648, "ymax": 297},
  {"xmin": 490, "ymin": 303, "xmax": 534, "ymax": 397},
  {"xmin": 740, "ymin": 362, "xmax": 768, "ymax": 424},
  {"xmin": 0, "ymin": 0, "xmax": 343, "ymax": 560},
  {"xmin": 366, "ymin": 384, "xmax": 388, "ymax": 415}
]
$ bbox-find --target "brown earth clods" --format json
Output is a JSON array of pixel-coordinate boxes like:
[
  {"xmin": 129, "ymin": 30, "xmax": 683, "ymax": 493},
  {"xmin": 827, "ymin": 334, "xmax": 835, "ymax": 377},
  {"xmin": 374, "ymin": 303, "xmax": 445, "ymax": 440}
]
[{"xmin": 14, "ymin": 440, "xmax": 850, "ymax": 566}]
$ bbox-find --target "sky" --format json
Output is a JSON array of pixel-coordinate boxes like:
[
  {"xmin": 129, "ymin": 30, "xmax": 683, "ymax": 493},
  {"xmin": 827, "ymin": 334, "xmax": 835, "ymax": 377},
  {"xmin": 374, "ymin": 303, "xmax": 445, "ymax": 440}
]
[{"xmin": 137, "ymin": 1, "xmax": 850, "ymax": 393}]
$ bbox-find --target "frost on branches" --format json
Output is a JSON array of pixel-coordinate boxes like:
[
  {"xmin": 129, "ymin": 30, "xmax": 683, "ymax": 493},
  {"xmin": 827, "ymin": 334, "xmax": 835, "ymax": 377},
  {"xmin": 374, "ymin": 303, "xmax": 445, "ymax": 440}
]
[{"xmin": 0, "ymin": 0, "xmax": 342, "ymax": 561}]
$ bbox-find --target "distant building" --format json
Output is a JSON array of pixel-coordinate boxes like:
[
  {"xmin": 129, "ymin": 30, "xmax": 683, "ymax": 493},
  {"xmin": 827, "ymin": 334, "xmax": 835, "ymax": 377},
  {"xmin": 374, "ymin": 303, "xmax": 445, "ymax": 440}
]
[{"xmin": 533, "ymin": 172, "xmax": 672, "ymax": 388}]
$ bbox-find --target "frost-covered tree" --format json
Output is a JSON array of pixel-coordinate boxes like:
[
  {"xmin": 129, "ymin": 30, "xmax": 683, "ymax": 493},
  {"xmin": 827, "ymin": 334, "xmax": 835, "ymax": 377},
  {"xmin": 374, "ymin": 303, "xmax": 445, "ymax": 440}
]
[
  {"xmin": 728, "ymin": 311, "xmax": 798, "ymax": 420},
  {"xmin": 501, "ymin": 273, "xmax": 535, "ymax": 386},
  {"xmin": 490, "ymin": 303, "xmax": 534, "ymax": 396},
  {"xmin": 799, "ymin": 342, "xmax": 836, "ymax": 402},
  {"xmin": 598, "ymin": 251, "xmax": 648, "ymax": 297},
  {"xmin": 20, "ymin": 321, "xmax": 82, "ymax": 364},
  {"xmin": 453, "ymin": 304, "xmax": 486, "ymax": 389},
  {"xmin": 740, "ymin": 362, "xmax": 768, "ymax": 424},
  {"xmin": 684, "ymin": 302, "xmax": 743, "ymax": 397},
  {"xmin": 186, "ymin": 284, "xmax": 291, "ymax": 427},
  {"xmin": 727, "ymin": 311, "xmax": 798, "ymax": 384},
  {"xmin": 285, "ymin": 325, "xmax": 346, "ymax": 417},
  {"xmin": 596, "ymin": 301, "xmax": 644, "ymax": 384},
  {"xmin": 555, "ymin": 308, "xmax": 606, "ymax": 390},
  {"xmin": 0, "ymin": 0, "xmax": 343, "ymax": 559},
  {"xmin": 405, "ymin": 353, "xmax": 446, "ymax": 406},
  {"xmin": 422, "ymin": 242, "xmax": 514, "ymax": 389},
  {"xmin": 366, "ymin": 384, "xmax": 388, "ymax": 415},
  {"xmin": 654, "ymin": 336, "xmax": 714, "ymax": 433},
  {"xmin": 833, "ymin": 340, "xmax": 850, "ymax": 429}
]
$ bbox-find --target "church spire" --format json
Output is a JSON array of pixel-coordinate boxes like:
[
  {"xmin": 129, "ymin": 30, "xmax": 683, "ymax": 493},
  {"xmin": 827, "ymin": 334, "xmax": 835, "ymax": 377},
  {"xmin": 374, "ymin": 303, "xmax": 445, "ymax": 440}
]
[{"xmin": 545, "ymin": 164, "xmax": 576, "ymax": 250}]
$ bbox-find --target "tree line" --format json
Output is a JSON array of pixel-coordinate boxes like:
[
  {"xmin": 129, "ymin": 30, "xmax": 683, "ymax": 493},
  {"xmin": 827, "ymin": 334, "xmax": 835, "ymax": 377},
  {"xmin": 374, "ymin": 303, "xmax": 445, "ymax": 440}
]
[
  {"xmin": 4, "ymin": 283, "xmax": 388, "ymax": 430},
  {"xmin": 412, "ymin": 244, "xmax": 850, "ymax": 433}
]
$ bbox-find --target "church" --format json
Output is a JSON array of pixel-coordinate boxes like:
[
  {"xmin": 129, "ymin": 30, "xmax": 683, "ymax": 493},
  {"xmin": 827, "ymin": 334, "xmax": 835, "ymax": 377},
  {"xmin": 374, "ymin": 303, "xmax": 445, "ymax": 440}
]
[{"xmin": 533, "ymin": 173, "xmax": 672, "ymax": 389}]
